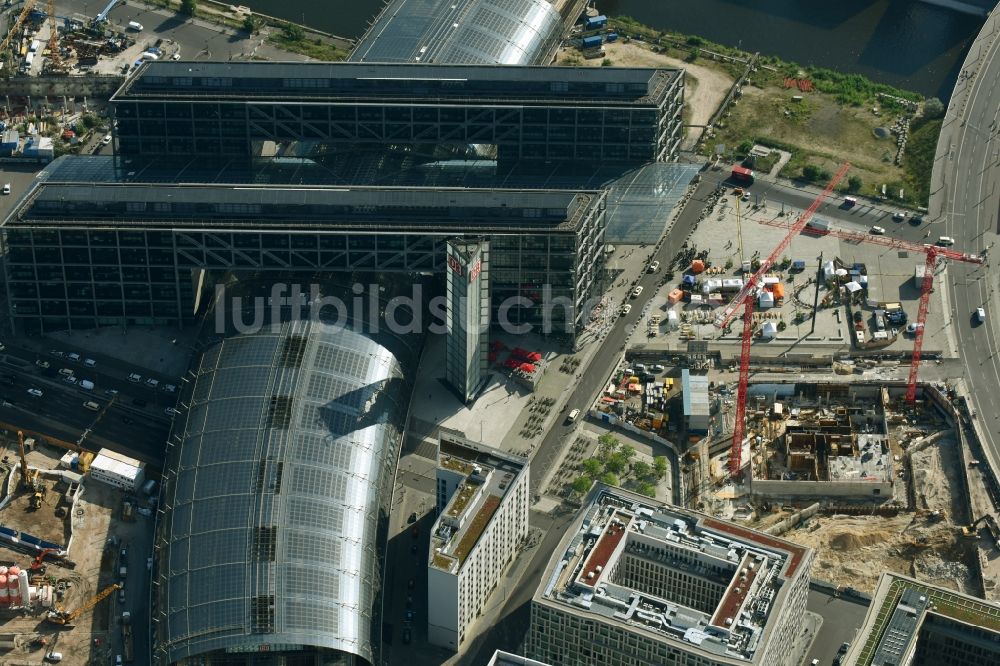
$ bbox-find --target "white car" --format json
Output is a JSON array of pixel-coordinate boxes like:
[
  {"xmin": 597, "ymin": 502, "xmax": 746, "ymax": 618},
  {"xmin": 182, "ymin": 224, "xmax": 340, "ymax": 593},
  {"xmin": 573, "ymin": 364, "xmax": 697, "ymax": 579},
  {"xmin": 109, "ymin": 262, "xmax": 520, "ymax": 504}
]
[
  {"xmin": 905, "ymin": 322, "xmax": 924, "ymax": 334},
  {"xmin": 127, "ymin": 373, "xmax": 142, "ymax": 383},
  {"xmin": 27, "ymin": 388, "xmax": 43, "ymax": 397},
  {"xmin": 84, "ymin": 358, "xmax": 97, "ymax": 367},
  {"xmin": 162, "ymin": 383, "xmax": 177, "ymax": 393},
  {"xmin": 870, "ymin": 226, "xmax": 885, "ymax": 235},
  {"xmin": 620, "ymin": 304, "xmax": 632, "ymax": 316},
  {"xmin": 146, "ymin": 378, "xmax": 160, "ymax": 388},
  {"xmin": 2, "ymin": 183, "xmax": 10, "ymax": 195},
  {"xmin": 631, "ymin": 286, "xmax": 643, "ymax": 299},
  {"xmin": 647, "ymin": 260, "xmax": 660, "ymax": 273},
  {"xmin": 976, "ymin": 307, "xmax": 987, "ymax": 324},
  {"xmin": 67, "ymin": 352, "xmax": 81, "ymax": 362},
  {"xmin": 741, "ymin": 192, "xmax": 751, "ymax": 202},
  {"xmin": 171, "ymin": 52, "xmax": 181, "ymax": 60},
  {"xmin": 63, "ymin": 376, "xmax": 78, "ymax": 385},
  {"xmin": 101, "ymin": 134, "xmax": 112, "ymax": 145},
  {"xmin": 35, "ymin": 360, "xmax": 50, "ymax": 369},
  {"xmin": 44, "ymin": 653, "xmax": 62, "ymax": 663},
  {"xmin": 893, "ymin": 212, "xmax": 906, "ymax": 221}
]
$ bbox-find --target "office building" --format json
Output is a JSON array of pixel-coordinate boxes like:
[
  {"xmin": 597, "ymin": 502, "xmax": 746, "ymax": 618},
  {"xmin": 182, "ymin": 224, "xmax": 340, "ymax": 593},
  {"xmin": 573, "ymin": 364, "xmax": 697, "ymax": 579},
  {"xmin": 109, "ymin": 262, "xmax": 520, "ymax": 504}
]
[
  {"xmin": 153, "ymin": 319, "xmax": 415, "ymax": 666},
  {"xmin": 350, "ymin": 0, "xmax": 563, "ymax": 66},
  {"xmin": 428, "ymin": 429, "xmax": 529, "ymax": 650},
  {"xmin": 526, "ymin": 487, "xmax": 813, "ymax": 666},
  {"xmin": 445, "ymin": 238, "xmax": 490, "ymax": 403},
  {"xmin": 110, "ymin": 62, "xmax": 684, "ymax": 169},
  {"xmin": 88, "ymin": 448, "xmax": 145, "ymax": 491},
  {"xmin": 2, "ymin": 177, "xmax": 606, "ymax": 339},
  {"xmin": 845, "ymin": 572, "xmax": 1000, "ymax": 666}
]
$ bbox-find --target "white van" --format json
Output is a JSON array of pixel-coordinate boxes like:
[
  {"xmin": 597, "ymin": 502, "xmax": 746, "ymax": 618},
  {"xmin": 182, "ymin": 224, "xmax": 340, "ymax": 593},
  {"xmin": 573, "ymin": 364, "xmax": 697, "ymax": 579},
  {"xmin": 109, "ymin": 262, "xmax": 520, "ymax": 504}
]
[
  {"xmin": 83, "ymin": 401, "xmax": 100, "ymax": 411},
  {"xmin": 566, "ymin": 408, "xmax": 580, "ymax": 423},
  {"xmin": 127, "ymin": 21, "xmax": 143, "ymax": 31},
  {"xmin": 937, "ymin": 236, "xmax": 955, "ymax": 246}
]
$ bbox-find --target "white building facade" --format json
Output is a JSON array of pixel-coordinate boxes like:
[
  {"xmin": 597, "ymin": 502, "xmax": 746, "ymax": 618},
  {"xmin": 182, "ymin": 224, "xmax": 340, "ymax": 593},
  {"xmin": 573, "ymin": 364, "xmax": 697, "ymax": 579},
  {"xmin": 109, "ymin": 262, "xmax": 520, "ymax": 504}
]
[{"xmin": 428, "ymin": 429, "xmax": 529, "ymax": 650}]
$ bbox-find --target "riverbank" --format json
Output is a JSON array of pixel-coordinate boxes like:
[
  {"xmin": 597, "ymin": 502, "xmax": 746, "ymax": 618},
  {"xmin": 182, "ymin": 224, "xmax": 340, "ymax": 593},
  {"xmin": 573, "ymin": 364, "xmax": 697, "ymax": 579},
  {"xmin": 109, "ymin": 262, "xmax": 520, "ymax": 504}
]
[
  {"xmin": 603, "ymin": 17, "xmax": 938, "ymax": 205},
  {"xmin": 141, "ymin": 0, "xmax": 352, "ymax": 60}
]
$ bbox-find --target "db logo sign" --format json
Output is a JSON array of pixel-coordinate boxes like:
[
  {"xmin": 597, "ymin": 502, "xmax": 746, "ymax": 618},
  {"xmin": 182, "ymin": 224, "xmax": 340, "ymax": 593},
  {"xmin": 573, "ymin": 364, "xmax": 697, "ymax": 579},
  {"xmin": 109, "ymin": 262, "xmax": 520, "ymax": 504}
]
[
  {"xmin": 469, "ymin": 260, "xmax": 482, "ymax": 283},
  {"xmin": 448, "ymin": 255, "xmax": 464, "ymax": 276}
]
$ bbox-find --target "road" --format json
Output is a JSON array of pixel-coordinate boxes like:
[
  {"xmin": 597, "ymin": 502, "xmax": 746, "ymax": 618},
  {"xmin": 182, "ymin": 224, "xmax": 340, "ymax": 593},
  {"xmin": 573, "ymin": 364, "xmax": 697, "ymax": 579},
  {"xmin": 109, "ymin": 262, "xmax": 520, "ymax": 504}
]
[
  {"xmin": 932, "ymin": 11, "xmax": 1000, "ymax": 476},
  {"xmin": 0, "ymin": 337, "xmax": 176, "ymax": 464},
  {"xmin": 803, "ymin": 586, "xmax": 869, "ymax": 666}
]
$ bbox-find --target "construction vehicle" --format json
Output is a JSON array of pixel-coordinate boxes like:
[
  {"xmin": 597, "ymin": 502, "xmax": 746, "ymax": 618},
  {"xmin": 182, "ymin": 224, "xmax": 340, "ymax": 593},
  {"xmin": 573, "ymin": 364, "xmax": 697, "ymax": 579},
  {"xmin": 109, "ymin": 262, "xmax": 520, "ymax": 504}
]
[
  {"xmin": 29, "ymin": 547, "xmax": 74, "ymax": 573},
  {"xmin": 17, "ymin": 431, "xmax": 37, "ymax": 491},
  {"xmin": 714, "ymin": 163, "xmax": 851, "ymax": 476},
  {"xmin": 0, "ymin": 0, "xmax": 38, "ymax": 67},
  {"xmin": 31, "ymin": 491, "xmax": 43, "ymax": 510},
  {"xmin": 46, "ymin": 582, "xmax": 121, "ymax": 626}
]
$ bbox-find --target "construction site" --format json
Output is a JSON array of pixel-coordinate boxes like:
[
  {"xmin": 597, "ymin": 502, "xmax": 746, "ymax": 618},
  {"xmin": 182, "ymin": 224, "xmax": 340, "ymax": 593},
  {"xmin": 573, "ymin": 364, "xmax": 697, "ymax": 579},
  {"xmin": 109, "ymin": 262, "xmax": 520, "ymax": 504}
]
[
  {"xmin": 0, "ymin": 425, "xmax": 145, "ymax": 665},
  {"xmin": 671, "ymin": 380, "xmax": 978, "ymax": 598}
]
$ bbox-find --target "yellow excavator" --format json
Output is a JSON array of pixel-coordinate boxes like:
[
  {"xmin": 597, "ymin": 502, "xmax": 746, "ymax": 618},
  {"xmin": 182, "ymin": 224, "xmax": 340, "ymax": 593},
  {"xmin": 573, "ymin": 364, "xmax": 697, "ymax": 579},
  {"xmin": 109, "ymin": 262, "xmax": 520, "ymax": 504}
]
[{"xmin": 46, "ymin": 583, "xmax": 121, "ymax": 626}]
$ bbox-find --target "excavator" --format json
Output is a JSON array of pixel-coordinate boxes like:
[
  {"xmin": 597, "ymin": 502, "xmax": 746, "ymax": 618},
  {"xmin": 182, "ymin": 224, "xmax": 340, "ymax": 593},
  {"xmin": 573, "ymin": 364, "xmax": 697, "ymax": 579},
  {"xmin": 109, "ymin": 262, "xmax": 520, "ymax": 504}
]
[
  {"xmin": 46, "ymin": 582, "xmax": 121, "ymax": 626},
  {"xmin": 28, "ymin": 547, "xmax": 74, "ymax": 574}
]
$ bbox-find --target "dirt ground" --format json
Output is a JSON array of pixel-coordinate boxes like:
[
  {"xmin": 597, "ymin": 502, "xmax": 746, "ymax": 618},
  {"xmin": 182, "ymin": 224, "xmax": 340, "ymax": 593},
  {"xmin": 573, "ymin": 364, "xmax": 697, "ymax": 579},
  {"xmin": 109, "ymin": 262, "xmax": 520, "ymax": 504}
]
[
  {"xmin": 555, "ymin": 41, "xmax": 735, "ymax": 148},
  {"xmin": 782, "ymin": 437, "xmax": 976, "ymax": 596},
  {"xmin": 0, "ymin": 444, "xmax": 122, "ymax": 666}
]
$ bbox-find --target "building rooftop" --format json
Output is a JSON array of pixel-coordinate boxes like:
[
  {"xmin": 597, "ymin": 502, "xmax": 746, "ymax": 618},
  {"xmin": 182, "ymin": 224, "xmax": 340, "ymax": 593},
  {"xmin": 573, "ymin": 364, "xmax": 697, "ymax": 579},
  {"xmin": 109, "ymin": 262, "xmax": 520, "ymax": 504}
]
[
  {"xmin": 430, "ymin": 434, "xmax": 526, "ymax": 573},
  {"xmin": 350, "ymin": 0, "xmax": 562, "ymax": 66},
  {"xmin": 827, "ymin": 434, "xmax": 892, "ymax": 484},
  {"xmin": 536, "ymin": 488, "xmax": 812, "ymax": 662},
  {"xmin": 112, "ymin": 61, "xmax": 680, "ymax": 106},
  {"xmin": 854, "ymin": 573, "xmax": 1000, "ymax": 665},
  {"xmin": 682, "ymin": 369, "xmax": 710, "ymax": 419},
  {"xmin": 4, "ymin": 181, "xmax": 598, "ymax": 233}
]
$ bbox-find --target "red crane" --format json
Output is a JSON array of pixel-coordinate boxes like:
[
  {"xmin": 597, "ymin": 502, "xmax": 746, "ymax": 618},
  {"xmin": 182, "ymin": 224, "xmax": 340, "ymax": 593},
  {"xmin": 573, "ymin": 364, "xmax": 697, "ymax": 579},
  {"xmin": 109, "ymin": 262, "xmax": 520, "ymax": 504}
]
[
  {"xmin": 715, "ymin": 163, "xmax": 851, "ymax": 477},
  {"xmin": 753, "ymin": 217, "xmax": 983, "ymax": 404}
]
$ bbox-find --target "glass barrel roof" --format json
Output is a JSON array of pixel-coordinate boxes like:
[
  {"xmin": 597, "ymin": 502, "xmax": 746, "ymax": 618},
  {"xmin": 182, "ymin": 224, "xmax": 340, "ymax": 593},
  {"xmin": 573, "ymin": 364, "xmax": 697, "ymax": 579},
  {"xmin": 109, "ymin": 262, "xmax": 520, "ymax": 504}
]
[
  {"xmin": 156, "ymin": 320, "xmax": 407, "ymax": 664},
  {"xmin": 349, "ymin": 0, "xmax": 561, "ymax": 65}
]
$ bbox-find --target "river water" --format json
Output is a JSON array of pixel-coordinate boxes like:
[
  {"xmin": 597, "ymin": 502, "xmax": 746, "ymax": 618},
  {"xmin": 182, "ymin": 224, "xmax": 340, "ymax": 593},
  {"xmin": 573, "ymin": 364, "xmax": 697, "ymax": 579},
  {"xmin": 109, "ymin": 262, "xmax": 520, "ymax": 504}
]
[{"xmin": 241, "ymin": 0, "xmax": 985, "ymax": 99}]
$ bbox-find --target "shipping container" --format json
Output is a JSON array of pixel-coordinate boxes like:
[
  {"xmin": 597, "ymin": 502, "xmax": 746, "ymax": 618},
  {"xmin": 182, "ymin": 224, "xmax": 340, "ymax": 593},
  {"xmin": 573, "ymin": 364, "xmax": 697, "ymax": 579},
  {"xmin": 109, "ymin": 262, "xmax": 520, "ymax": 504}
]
[
  {"xmin": 606, "ymin": 32, "xmax": 618, "ymax": 42},
  {"xmin": 586, "ymin": 15, "xmax": 608, "ymax": 29},
  {"xmin": 731, "ymin": 165, "xmax": 755, "ymax": 184},
  {"xmin": 582, "ymin": 35, "xmax": 603, "ymax": 49}
]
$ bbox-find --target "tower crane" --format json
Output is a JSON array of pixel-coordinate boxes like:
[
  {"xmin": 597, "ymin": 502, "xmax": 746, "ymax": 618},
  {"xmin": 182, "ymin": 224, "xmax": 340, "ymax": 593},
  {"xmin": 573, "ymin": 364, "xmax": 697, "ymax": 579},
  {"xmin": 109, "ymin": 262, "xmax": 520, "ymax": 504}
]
[
  {"xmin": 45, "ymin": 0, "xmax": 65, "ymax": 73},
  {"xmin": 46, "ymin": 582, "xmax": 121, "ymax": 626},
  {"xmin": 714, "ymin": 163, "xmax": 851, "ymax": 477},
  {"xmin": 753, "ymin": 212, "xmax": 984, "ymax": 403},
  {"xmin": 0, "ymin": 0, "xmax": 38, "ymax": 60}
]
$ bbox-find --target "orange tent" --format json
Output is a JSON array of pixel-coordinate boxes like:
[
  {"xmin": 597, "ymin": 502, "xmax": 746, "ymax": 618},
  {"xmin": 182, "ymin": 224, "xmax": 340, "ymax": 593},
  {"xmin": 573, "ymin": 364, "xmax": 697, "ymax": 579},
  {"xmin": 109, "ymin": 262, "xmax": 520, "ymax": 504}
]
[{"xmin": 690, "ymin": 259, "xmax": 705, "ymax": 274}]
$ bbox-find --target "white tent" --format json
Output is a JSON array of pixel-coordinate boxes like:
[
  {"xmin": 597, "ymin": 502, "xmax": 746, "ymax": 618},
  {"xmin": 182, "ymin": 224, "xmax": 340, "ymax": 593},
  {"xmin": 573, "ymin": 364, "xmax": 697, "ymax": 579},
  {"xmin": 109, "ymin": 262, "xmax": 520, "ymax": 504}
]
[
  {"xmin": 758, "ymin": 290, "xmax": 775, "ymax": 308},
  {"xmin": 845, "ymin": 281, "xmax": 863, "ymax": 293},
  {"xmin": 761, "ymin": 321, "xmax": 778, "ymax": 339}
]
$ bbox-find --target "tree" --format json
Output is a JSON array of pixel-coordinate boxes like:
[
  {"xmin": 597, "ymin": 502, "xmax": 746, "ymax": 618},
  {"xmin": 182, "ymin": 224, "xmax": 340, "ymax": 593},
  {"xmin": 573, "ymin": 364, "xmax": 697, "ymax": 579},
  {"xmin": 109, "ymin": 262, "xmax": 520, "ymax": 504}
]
[
  {"xmin": 601, "ymin": 58, "xmax": 613, "ymax": 67},
  {"xmin": 620, "ymin": 445, "xmax": 636, "ymax": 464},
  {"xmin": 847, "ymin": 175, "xmax": 863, "ymax": 193},
  {"xmin": 243, "ymin": 15, "xmax": 265, "ymax": 35},
  {"xmin": 605, "ymin": 453, "xmax": 628, "ymax": 475},
  {"xmin": 180, "ymin": 0, "xmax": 197, "ymax": 15},
  {"xmin": 598, "ymin": 472, "xmax": 620, "ymax": 487},
  {"xmin": 635, "ymin": 482, "xmax": 657, "ymax": 498},
  {"xmin": 653, "ymin": 456, "xmax": 669, "ymax": 479},
  {"xmin": 598, "ymin": 433, "xmax": 619, "ymax": 459},
  {"xmin": 581, "ymin": 458, "xmax": 602, "ymax": 477},
  {"xmin": 632, "ymin": 460, "xmax": 652, "ymax": 480},
  {"xmin": 283, "ymin": 23, "xmax": 305, "ymax": 41},
  {"xmin": 737, "ymin": 139, "xmax": 754, "ymax": 156},
  {"xmin": 801, "ymin": 164, "xmax": 821, "ymax": 182},
  {"xmin": 923, "ymin": 97, "xmax": 945, "ymax": 119},
  {"xmin": 571, "ymin": 475, "xmax": 593, "ymax": 494}
]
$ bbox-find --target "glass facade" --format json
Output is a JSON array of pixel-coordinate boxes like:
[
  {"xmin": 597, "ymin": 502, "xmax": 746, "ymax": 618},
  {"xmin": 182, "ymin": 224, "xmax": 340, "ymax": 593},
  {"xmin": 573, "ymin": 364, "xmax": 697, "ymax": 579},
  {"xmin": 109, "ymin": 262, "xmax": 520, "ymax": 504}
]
[
  {"xmin": 445, "ymin": 239, "xmax": 490, "ymax": 402},
  {"xmin": 154, "ymin": 320, "xmax": 412, "ymax": 666}
]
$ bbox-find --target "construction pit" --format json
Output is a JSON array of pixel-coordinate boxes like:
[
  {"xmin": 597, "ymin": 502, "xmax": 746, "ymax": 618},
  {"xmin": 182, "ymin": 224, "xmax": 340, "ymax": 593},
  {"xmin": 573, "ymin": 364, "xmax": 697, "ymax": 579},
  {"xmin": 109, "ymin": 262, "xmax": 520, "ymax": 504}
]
[
  {"xmin": 0, "ymin": 437, "xmax": 129, "ymax": 666},
  {"xmin": 701, "ymin": 383, "xmax": 978, "ymax": 596}
]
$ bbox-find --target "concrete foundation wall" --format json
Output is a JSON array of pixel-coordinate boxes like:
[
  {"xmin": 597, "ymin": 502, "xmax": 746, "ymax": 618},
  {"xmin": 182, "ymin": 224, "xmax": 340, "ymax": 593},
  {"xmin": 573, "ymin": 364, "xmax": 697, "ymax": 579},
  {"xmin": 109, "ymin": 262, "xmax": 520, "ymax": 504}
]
[{"xmin": 751, "ymin": 478, "xmax": 892, "ymax": 499}]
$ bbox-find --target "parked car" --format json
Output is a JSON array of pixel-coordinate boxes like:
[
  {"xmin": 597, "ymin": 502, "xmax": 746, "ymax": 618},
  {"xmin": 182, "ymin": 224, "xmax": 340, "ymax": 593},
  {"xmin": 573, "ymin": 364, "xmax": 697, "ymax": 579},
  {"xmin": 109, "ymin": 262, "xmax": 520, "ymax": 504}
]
[
  {"xmin": 35, "ymin": 360, "xmax": 50, "ymax": 369},
  {"xmin": 893, "ymin": 212, "xmax": 906, "ymax": 221},
  {"xmin": 145, "ymin": 378, "xmax": 159, "ymax": 388},
  {"xmin": 631, "ymin": 286, "xmax": 643, "ymax": 298},
  {"xmin": 162, "ymin": 383, "xmax": 177, "ymax": 393},
  {"xmin": 620, "ymin": 304, "xmax": 632, "ymax": 316},
  {"xmin": 84, "ymin": 358, "xmax": 96, "ymax": 367},
  {"xmin": 49, "ymin": 349, "xmax": 64, "ymax": 358},
  {"xmin": 869, "ymin": 225, "xmax": 885, "ymax": 235},
  {"xmin": 27, "ymin": 388, "xmax": 43, "ymax": 398},
  {"xmin": 67, "ymin": 352, "xmax": 81, "ymax": 362},
  {"xmin": 101, "ymin": 134, "xmax": 112, "ymax": 145},
  {"xmin": 44, "ymin": 653, "xmax": 62, "ymax": 663},
  {"xmin": 127, "ymin": 373, "xmax": 142, "ymax": 383},
  {"xmin": 2, "ymin": 183, "xmax": 10, "ymax": 195}
]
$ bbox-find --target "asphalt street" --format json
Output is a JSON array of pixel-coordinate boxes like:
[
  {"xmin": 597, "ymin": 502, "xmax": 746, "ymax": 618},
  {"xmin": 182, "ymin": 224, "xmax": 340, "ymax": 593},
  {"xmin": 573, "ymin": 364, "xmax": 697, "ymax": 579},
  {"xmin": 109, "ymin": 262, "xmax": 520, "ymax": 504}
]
[
  {"xmin": 932, "ymin": 13, "xmax": 1000, "ymax": 476},
  {"xmin": 0, "ymin": 336, "xmax": 177, "ymax": 464}
]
